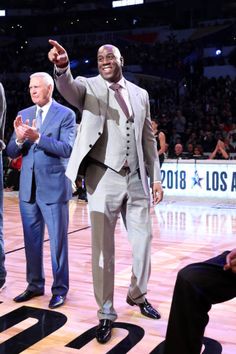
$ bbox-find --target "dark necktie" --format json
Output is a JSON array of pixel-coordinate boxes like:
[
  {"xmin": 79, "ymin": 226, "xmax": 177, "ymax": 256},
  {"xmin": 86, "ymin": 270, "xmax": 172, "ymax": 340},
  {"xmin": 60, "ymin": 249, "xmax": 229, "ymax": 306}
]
[
  {"xmin": 36, "ymin": 108, "xmax": 43, "ymax": 131},
  {"xmin": 110, "ymin": 83, "xmax": 130, "ymax": 118}
]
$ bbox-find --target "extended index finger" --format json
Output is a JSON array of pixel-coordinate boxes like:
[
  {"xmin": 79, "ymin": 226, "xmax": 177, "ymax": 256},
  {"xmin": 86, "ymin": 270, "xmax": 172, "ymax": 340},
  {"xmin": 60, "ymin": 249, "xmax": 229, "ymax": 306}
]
[{"xmin": 48, "ymin": 39, "xmax": 65, "ymax": 53}]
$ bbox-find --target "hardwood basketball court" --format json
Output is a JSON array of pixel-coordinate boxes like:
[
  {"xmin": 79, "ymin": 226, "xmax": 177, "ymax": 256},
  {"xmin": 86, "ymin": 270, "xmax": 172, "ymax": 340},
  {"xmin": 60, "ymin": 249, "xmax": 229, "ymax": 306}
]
[{"xmin": 1, "ymin": 192, "xmax": 236, "ymax": 353}]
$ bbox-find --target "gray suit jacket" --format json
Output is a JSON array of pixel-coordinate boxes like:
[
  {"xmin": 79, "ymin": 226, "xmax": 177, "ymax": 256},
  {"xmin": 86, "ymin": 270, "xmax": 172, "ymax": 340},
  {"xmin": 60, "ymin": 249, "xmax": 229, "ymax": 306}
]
[{"xmin": 55, "ymin": 69, "xmax": 161, "ymax": 195}]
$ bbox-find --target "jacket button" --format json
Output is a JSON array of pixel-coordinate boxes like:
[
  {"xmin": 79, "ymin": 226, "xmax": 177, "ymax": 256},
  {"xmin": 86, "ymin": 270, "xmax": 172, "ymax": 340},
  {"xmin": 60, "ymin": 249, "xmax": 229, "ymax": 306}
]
[
  {"xmin": 89, "ymin": 144, "xmax": 93, "ymax": 148},
  {"xmin": 98, "ymin": 132, "xmax": 102, "ymax": 136}
]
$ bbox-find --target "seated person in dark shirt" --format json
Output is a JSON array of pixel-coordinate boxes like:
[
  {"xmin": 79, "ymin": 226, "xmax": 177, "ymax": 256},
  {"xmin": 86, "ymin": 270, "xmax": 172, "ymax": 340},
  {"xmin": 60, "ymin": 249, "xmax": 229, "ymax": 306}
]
[
  {"xmin": 209, "ymin": 139, "xmax": 230, "ymax": 160},
  {"xmin": 169, "ymin": 143, "xmax": 184, "ymax": 159},
  {"xmin": 183, "ymin": 142, "xmax": 194, "ymax": 158},
  {"xmin": 192, "ymin": 144, "xmax": 207, "ymax": 160}
]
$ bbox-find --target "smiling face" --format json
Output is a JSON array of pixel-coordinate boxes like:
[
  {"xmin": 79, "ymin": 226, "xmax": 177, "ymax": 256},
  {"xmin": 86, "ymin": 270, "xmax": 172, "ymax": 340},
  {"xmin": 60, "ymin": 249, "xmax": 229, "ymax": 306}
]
[
  {"xmin": 29, "ymin": 75, "xmax": 53, "ymax": 107},
  {"xmin": 97, "ymin": 44, "xmax": 123, "ymax": 83}
]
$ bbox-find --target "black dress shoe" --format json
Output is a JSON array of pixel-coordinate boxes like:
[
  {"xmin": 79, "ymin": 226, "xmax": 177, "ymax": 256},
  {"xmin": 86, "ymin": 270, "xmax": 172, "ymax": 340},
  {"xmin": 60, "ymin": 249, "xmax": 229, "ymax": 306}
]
[
  {"xmin": 96, "ymin": 319, "xmax": 113, "ymax": 344},
  {"xmin": 126, "ymin": 295, "xmax": 161, "ymax": 319},
  {"xmin": 49, "ymin": 295, "xmax": 66, "ymax": 309},
  {"xmin": 14, "ymin": 289, "xmax": 44, "ymax": 302}
]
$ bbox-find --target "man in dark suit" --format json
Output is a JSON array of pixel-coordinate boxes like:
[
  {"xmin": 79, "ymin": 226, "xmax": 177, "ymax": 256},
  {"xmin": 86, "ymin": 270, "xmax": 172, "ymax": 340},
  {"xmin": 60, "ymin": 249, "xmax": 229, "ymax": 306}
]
[
  {"xmin": 161, "ymin": 249, "xmax": 236, "ymax": 354},
  {"xmin": 7, "ymin": 72, "xmax": 76, "ymax": 308},
  {"xmin": 0, "ymin": 82, "xmax": 7, "ymax": 291},
  {"xmin": 48, "ymin": 40, "xmax": 163, "ymax": 343}
]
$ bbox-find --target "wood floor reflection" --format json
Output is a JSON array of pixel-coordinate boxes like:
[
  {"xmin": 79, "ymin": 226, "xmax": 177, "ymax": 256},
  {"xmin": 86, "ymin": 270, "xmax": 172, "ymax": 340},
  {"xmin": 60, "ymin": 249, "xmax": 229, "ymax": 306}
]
[{"xmin": 1, "ymin": 192, "xmax": 236, "ymax": 353}]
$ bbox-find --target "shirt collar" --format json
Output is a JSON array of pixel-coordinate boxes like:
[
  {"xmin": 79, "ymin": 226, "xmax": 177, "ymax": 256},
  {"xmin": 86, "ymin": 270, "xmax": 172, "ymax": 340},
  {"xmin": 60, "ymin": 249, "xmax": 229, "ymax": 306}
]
[
  {"xmin": 36, "ymin": 99, "xmax": 52, "ymax": 116},
  {"xmin": 116, "ymin": 77, "xmax": 126, "ymax": 89},
  {"xmin": 107, "ymin": 77, "xmax": 126, "ymax": 90}
]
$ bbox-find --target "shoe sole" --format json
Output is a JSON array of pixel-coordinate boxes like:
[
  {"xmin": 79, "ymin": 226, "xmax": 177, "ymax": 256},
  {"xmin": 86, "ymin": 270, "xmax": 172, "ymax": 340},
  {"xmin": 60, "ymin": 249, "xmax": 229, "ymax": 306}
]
[
  {"xmin": 48, "ymin": 302, "xmax": 65, "ymax": 309},
  {"xmin": 13, "ymin": 293, "xmax": 44, "ymax": 302}
]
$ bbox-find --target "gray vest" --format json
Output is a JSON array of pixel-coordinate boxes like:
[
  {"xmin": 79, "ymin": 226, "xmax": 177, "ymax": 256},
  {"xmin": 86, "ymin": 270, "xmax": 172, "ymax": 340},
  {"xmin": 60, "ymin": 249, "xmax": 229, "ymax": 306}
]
[{"xmin": 89, "ymin": 89, "xmax": 139, "ymax": 172}]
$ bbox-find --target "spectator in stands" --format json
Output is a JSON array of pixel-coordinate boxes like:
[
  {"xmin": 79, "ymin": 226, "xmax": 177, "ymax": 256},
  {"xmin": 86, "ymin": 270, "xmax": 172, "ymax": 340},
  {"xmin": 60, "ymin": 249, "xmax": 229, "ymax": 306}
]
[
  {"xmin": 185, "ymin": 132, "xmax": 198, "ymax": 151},
  {"xmin": 227, "ymin": 129, "xmax": 236, "ymax": 153},
  {"xmin": 151, "ymin": 118, "xmax": 166, "ymax": 167},
  {"xmin": 183, "ymin": 142, "xmax": 194, "ymax": 158},
  {"xmin": 172, "ymin": 109, "xmax": 186, "ymax": 143},
  {"xmin": 201, "ymin": 130, "xmax": 217, "ymax": 153},
  {"xmin": 168, "ymin": 128, "xmax": 182, "ymax": 151},
  {"xmin": 192, "ymin": 144, "xmax": 205, "ymax": 159},
  {"xmin": 209, "ymin": 139, "xmax": 230, "ymax": 160},
  {"xmin": 169, "ymin": 143, "xmax": 184, "ymax": 159},
  {"xmin": 215, "ymin": 122, "xmax": 228, "ymax": 141}
]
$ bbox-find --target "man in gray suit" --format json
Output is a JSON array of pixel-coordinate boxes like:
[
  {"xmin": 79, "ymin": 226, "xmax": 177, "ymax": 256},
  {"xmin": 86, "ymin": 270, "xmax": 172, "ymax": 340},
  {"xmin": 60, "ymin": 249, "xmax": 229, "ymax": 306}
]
[
  {"xmin": 0, "ymin": 82, "xmax": 7, "ymax": 291},
  {"xmin": 7, "ymin": 72, "xmax": 76, "ymax": 309},
  {"xmin": 48, "ymin": 41, "xmax": 164, "ymax": 343}
]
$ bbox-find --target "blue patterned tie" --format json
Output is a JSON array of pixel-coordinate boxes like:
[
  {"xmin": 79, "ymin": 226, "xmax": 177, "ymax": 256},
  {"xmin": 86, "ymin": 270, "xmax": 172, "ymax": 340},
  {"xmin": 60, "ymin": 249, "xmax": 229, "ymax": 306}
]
[{"xmin": 36, "ymin": 108, "xmax": 43, "ymax": 131}]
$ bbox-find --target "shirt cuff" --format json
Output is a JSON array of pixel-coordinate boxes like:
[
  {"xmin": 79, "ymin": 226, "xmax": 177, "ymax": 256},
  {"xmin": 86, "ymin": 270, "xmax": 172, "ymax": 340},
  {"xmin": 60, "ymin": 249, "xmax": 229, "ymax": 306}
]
[
  {"xmin": 0, "ymin": 140, "xmax": 6, "ymax": 151},
  {"xmin": 15, "ymin": 139, "xmax": 24, "ymax": 147},
  {"xmin": 35, "ymin": 133, "xmax": 41, "ymax": 144},
  {"xmin": 55, "ymin": 64, "xmax": 69, "ymax": 76}
]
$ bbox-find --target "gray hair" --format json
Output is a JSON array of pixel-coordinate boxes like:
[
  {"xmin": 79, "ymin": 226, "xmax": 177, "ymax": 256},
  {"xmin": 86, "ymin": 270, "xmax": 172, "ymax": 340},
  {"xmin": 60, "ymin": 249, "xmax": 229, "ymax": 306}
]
[{"xmin": 30, "ymin": 72, "xmax": 54, "ymax": 91}]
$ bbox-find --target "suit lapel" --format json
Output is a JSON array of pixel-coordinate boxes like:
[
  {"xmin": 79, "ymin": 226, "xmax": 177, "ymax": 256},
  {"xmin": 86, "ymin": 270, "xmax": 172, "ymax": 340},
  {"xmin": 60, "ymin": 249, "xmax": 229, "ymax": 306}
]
[
  {"xmin": 40, "ymin": 101, "xmax": 57, "ymax": 134},
  {"xmin": 126, "ymin": 81, "xmax": 141, "ymax": 140},
  {"xmin": 25, "ymin": 106, "xmax": 37, "ymax": 126},
  {"xmin": 90, "ymin": 75, "xmax": 108, "ymax": 121}
]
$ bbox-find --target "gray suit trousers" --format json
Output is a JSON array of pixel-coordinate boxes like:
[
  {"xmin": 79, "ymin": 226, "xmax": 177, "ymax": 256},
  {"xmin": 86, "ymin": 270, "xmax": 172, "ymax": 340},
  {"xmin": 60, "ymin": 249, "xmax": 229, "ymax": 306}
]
[{"xmin": 85, "ymin": 162, "xmax": 152, "ymax": 321}]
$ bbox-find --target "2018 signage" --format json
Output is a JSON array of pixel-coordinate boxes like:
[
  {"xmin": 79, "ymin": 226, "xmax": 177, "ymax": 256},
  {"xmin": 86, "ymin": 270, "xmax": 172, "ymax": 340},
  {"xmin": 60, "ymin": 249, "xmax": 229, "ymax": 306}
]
[{"xmin": 161, "ymin": 160, "xmax": 236, "ymax": 198}]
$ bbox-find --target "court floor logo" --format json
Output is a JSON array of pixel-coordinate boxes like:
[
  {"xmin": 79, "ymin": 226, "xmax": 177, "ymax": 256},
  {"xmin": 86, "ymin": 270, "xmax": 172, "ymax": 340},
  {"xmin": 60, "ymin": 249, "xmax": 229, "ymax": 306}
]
[
  {"xmin": 150, "ymin": 337, "xmax": 222, "ymax": 354},
  {"xmin": 0, "ymin": 305, "xmax": 223, "ymax": 354}
]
